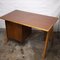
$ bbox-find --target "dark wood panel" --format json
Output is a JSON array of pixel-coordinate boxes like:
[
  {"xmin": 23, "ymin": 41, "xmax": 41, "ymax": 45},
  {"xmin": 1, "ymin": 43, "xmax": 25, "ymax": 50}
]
[
  {"xmin": 22, "ymin": 25, "xmax": 32, "ymax": 40},
  {"xmin": 5, "ymin": 21, "xmax": 32, "ymax": 42}
]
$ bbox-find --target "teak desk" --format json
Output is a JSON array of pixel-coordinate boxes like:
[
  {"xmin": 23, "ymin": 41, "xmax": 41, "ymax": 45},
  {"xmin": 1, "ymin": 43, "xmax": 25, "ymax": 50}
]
[{"xmin": 0, "ymin": 10, "xmax": 58, "ymax": 60}]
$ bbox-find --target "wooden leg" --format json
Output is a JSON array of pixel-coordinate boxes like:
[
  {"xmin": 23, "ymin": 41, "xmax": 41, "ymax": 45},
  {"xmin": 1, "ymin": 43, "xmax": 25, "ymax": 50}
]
[
  {"xmin": 50, "ymin": 27, "xmax": 54, "ymax": 47},
  {"xmin": 42, "ymin": 32, "xmax": 49, "ymax": 60},
  {"xmin": 48, "ymin": 27, "xmax": 54, "ymax": 53},
  {"xmin": 42, "ymin": 27, "xmax": 53, "ymax": 60}
]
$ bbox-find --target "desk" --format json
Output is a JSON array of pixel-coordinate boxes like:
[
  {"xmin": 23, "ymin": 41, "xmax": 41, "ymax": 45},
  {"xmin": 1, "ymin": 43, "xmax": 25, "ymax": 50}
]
[{"xmin": 0, "ymin": 10, "xmax": 58, "ymax": 60}]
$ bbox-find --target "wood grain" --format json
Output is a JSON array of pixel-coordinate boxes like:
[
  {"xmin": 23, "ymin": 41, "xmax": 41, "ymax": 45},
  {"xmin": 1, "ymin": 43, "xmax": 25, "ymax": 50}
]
[
  {"xmin": 5, "ymin": 21, "xmax": 32, "ymax": 42},
  {"xmin": 0, "ymin": 10, "xmax": 58, "ymax": 32}
]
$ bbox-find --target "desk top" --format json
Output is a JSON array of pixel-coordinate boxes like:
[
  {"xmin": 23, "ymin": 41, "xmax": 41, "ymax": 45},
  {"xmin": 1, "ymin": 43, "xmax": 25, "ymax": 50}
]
[{"xmin": 0, "ymin": 10, "xmax": 58, "ymax": 32}]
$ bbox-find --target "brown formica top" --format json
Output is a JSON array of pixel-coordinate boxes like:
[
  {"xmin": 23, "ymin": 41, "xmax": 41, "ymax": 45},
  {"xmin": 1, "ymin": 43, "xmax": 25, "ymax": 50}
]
[{"xmin": 0, "ymin": 10, "xmax": 58, "ymax": 32}]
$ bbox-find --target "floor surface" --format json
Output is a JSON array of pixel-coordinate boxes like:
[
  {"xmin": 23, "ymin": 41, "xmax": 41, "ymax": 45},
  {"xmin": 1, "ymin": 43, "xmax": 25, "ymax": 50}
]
[{"xmin": 0, "ymin": 29, "xmax": 60, "ymax": 60}]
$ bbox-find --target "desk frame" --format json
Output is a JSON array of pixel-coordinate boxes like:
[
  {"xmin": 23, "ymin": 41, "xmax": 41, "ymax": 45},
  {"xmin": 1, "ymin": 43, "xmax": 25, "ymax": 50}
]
[
  {"xmin": 42, "ymin": 27, "xmax": 53, "ymax": 60},
  {"xmin": 0, "ymin": 10, "xmax": 57, "ymax": 60}
]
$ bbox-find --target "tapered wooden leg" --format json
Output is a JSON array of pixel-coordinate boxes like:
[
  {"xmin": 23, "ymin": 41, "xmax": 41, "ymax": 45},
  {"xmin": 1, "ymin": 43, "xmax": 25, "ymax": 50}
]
[
  {"xmin": 50, "ymin": 27, "xmax": 54, "ymax": 47},
  {"xmin": 42, "ymin": 27, "xmax": 53, "ymax": 60},
  {"xmin": 42, "ymin": 32, "xmax": 49, "ymax": 60}
]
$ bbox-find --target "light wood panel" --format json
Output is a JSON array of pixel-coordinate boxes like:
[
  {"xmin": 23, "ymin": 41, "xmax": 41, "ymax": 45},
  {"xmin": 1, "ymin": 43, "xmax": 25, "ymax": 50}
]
[{"xmin": 0, "ymin": 10, "xmax": 58, "ymax": 32}]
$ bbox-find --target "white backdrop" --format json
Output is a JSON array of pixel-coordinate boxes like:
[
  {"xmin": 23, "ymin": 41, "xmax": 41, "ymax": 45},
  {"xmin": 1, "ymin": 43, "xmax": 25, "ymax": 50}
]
[{"xmin": 0, "ymin": 0, "xmax": 60, "ymax": 31}]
